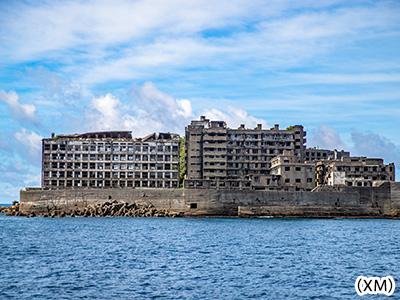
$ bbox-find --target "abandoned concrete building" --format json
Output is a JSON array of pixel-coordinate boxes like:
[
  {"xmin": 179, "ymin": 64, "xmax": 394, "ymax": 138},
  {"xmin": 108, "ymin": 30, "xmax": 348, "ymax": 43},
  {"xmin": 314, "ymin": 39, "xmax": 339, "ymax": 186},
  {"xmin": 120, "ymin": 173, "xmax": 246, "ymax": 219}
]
[
  {"xmin": 183, "ymin": 116, "xmax": 395, "ymax": 191},
  {"xmin": 316, "ymin": 157, "xmax": 395, "ymax": 187},
  {"xmin": 184, "ymin": 116, "xmax": 307, "ymax": 189},
  {"xmin": 305, "ymin": 148, "xmax": 350, "ymax": 162},
  {"xmin": 269, "ymin": 152, "xmax": 316, "ymax": 191},
  {"xmin": 40, "ymin": 117, "xmax": 395, "ymax": 191},
  {"xmin": 42, "ymin": 131, "xmax": 180, "ymax": 189}
]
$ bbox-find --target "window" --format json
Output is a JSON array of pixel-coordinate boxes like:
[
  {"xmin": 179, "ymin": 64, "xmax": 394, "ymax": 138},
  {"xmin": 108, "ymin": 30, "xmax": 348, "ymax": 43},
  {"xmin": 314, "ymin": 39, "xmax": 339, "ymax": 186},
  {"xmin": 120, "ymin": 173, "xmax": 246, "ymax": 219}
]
[
  {"xmin": 295, "ymin": 167, "xmax": 301, "ymax": 171},
  {"xmin": 295, "ymin": 178, "xmax": 301, "ymax": 183},
  {"xmin": 285, "ymin": 178, "xmax": 290, "ymax": 183},
  {"xmin": 285, "ymin": 167, "xmax": 290, "ymax": 171}
]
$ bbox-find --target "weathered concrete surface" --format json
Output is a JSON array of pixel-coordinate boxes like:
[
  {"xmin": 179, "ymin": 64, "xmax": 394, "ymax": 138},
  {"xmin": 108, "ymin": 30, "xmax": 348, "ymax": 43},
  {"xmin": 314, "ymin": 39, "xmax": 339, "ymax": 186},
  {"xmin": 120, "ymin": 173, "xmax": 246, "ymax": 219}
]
[{"xmin": 19, "ymin": 182, "xmax": 400, "ymax": 218}]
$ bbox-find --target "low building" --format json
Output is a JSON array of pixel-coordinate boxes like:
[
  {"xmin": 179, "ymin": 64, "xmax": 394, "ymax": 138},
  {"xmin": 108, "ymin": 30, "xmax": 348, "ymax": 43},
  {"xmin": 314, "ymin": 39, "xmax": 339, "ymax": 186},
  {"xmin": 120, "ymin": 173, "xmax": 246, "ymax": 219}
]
[
  {"xmin": 316, "ymin": 157, "xmax": 395, "ymax": 187},
  {"xmin": 305, "ymin": 148, "xmax": 350, "ymax": 162},
  {"xmin": 269, "ymin": 152, "xmax": 316, "ymax": 191},
  {"xmin": 42, "ymin": 131, "xmax": 180, "ymax": 189}
]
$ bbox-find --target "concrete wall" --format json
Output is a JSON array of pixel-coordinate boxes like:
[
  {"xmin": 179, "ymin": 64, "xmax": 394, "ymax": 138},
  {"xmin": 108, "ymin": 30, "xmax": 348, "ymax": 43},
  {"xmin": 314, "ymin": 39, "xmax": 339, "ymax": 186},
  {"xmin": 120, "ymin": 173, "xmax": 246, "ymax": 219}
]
[
  {"xmin": 19, "ymin": 182, "xmax": 400, "ymax": 218},
  {"xmin": 390, "ymin": 182, "xmax": 400, "ymax": 212}
]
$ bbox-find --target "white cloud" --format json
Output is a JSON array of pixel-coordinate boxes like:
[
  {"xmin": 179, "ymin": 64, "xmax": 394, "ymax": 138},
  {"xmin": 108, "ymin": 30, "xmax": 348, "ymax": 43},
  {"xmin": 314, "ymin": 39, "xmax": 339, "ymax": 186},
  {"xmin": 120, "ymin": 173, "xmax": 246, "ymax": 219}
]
[
  {"xmin": 85, "ymin": 82, "xmax": 195, "ymax": 136},
  {"xmin": 80, "ymin": 37, "xmax": 225, "ymax": 84},
  {"xmin": 0, "ymin": 90, "xmax": 38, "ymax": 124},
  {"xmin": 14, "ymin": 128, "xmax": 43, "ymax": 161},
  {"xmin": 307, "ymin": 124, "xmax": 346, "ymax": 150},
  {"xmin": 0, "ymin": 160, "xmax": 30, "ymax": 185},
  {"xmin": 84, "ymin": 82, "xmax": 268, "ymax": 137},
  {"xmin": 2, "ymin": 0, "xmax": 398, "ymax": 86},
  {"xmin": 283, "ymin": 73, "xmax": 400, "ymax": 85},
  {"xmin": 0, "ymin": 0, "xmax": 263, "ymax": 62},
  {"xmin": 88, "ymin": 93, "xmax": 122, "ymax": 131},
  {"xmin": 351, "ymin": 131, "xmax": 400, "ymax": 164},
  {"xmin": 24, "ymin": 174, "xmax": 41, "ymax": 186},
  {"xmin": 201, "ymin": 105, "xmax": 269, "ymax": 129},
  {"xmin": 26, "ymin": 66, "xmax": 83, "ymax": 106},
  {"xmin": 350, "ymin": 130, "xmax": 400, "ymax": 178},
  {"xmin": 0, "ymin": 160, "xmax": 40, "ymax": 203}
]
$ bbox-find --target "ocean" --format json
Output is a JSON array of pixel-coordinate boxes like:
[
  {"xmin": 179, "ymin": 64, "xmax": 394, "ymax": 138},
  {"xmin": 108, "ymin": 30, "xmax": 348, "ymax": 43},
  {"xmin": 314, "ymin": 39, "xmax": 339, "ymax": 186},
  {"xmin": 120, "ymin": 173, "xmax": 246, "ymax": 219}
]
[{"xmin": 0, "ymin": 214, "xmax": 398, "ymax": 299}]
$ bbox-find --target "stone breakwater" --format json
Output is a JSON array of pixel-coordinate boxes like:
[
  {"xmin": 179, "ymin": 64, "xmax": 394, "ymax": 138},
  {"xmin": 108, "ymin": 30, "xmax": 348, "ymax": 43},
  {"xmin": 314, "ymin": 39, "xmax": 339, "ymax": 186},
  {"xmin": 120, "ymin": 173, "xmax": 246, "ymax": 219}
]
[
  {"xmin": 1, "ymin": 202, "xmax": 21, "ymax": 216},
  {"xmin": 1, "ymin": 201, "xmax": 183, "ymax": 218}
]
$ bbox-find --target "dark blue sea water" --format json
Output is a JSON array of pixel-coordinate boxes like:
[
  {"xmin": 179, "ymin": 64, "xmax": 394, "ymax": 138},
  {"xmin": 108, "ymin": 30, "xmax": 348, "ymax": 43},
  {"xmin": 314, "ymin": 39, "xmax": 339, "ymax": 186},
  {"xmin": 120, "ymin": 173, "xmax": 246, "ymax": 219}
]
[{"xmin": 0, "ymin": 214, "xmax": 399, "ymax": 299}]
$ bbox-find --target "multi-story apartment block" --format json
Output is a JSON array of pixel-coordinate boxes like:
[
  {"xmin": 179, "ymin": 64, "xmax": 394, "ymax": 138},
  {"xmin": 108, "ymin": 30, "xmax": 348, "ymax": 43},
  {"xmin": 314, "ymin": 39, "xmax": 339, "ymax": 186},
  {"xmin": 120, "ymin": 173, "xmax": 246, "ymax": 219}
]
[
  {"xmin": 184, "ymin": 116, "xmax": 306, "ymax": 188},
  {"xmin": 316, "ymin": 157, "xmax": 395, "ymax": 187},
  {"xmin": 269, "ymin": 152, "xmax": 316, "ymax": 191},
  {"xmin": 305, "ymin": 148, "xmax": 350, "ymax": 162},
  {"xmin": 40, "ymin": 119, "xmax": 395, "ymax": 192},
  {"xmin": 42, "ymin": 131, "xmax": 180, "ymax": 189}
]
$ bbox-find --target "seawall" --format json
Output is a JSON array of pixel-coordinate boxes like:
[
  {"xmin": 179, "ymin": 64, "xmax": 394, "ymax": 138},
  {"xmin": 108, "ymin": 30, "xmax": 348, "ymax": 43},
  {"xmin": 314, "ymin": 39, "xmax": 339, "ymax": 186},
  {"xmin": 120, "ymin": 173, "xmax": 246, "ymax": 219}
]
[{"xmin": 19, "ymin": 182, "xmax": 400, "ymax": 218}]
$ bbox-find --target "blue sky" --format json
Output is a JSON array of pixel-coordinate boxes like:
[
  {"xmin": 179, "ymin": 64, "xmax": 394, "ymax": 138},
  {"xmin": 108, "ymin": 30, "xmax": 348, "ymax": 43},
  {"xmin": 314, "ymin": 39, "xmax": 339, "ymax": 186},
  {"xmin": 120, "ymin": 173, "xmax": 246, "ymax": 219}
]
[{"xmin": 0, "ymin": 0, "xmax": 399, "ymax": 203}]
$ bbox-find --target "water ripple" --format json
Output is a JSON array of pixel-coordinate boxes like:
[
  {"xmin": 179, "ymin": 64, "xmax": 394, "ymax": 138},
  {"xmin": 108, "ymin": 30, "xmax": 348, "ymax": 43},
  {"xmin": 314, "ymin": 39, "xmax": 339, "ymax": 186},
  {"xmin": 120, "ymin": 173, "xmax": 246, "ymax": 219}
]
[{"xmin": 0, "ymin": 216, "xmax": 399, "ymax": 299}]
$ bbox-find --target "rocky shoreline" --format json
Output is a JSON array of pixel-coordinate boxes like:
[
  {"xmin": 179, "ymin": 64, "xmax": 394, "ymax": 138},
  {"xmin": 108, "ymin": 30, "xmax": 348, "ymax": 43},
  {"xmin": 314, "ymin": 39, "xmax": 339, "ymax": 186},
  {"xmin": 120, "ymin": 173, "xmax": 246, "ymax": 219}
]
[{"xmin": 1, "ymin": 201, "xmax": 183, "ymax": 218}]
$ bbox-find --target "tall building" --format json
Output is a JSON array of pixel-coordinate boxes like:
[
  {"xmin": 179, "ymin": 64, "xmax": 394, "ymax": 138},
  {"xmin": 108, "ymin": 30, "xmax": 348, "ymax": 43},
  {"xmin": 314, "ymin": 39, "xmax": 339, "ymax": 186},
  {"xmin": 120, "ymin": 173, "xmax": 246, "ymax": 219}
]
[
  {"xmin": 184, "ymin": 116, "xmax": 306, "ymax": 188},
  {"xmin": 42, "ymin": 131, "xmax": 180, "ymax": 189}
]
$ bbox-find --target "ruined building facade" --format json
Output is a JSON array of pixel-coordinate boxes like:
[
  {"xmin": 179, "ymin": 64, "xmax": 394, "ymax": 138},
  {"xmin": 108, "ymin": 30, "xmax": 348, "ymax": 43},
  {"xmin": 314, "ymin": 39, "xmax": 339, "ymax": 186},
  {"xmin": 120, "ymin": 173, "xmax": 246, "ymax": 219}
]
[
  {"xmin": 184, "ymin": 116, "xmax": 306, "ymax": 189},
  {"xmin": 316, "ymin": 157, "xmax": 395, "ymax": 187},
  {"xmin": 42, "ymin": 131, "xmax": 180, "ymax": 189},
  {"xmin": 40, "ymin": 117, "xmax": 395, "ymax": 191},
  {"xmin": 304, "ymin": 148, "xmax": 350, "ymax": 162},
  {"xmin": 269, "ymin": 152, "xmax": 316, "ymax": 191}
]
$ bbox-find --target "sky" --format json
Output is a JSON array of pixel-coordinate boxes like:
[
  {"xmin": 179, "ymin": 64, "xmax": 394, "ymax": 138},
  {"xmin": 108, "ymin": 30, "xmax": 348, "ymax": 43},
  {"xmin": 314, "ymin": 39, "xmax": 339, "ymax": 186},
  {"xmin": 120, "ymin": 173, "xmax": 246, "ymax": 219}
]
[{"xmin": 0, "ymin": 0, "xmax": 399, "ymax": 203}]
